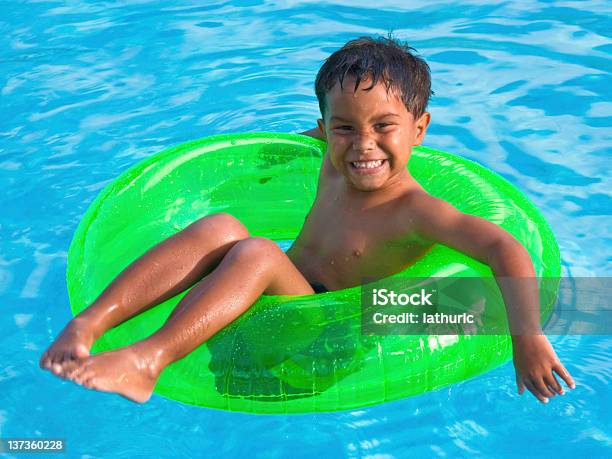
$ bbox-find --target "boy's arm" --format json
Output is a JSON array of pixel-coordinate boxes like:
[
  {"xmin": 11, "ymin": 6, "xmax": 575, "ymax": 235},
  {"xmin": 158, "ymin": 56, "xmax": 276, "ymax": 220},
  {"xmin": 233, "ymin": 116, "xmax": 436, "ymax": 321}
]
[{"xmin": 412, "ymin": 194, "xmax": 575, "ymax": 402}]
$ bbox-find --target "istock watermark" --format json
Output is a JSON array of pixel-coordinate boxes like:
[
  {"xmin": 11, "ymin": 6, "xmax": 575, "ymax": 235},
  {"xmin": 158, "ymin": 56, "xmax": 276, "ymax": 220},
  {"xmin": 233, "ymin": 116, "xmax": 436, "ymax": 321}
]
[{"xmin": 361, "ymin": 277, "xmax": 612, "ymax": 335}]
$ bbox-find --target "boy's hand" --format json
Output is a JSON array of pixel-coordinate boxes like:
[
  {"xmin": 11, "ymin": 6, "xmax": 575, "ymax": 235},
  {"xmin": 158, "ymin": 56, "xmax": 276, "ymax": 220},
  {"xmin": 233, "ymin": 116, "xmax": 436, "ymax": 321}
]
[{"xmin": 512, "ymin": 334, "xmax": 575, "ymax": 403}]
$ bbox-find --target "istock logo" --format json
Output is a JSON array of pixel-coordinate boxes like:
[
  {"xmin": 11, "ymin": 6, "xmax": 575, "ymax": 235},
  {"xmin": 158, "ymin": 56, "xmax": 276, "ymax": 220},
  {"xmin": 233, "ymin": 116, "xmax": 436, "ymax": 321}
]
[{"xmin": 371, "ymin": 288, "xmax": 434, "ymax": 306}]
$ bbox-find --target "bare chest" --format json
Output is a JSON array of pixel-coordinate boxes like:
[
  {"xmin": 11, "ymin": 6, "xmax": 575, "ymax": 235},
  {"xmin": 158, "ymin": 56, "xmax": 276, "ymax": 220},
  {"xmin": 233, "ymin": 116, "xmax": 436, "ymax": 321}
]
[{"xmin": 290, "ymin": 198, "xmax": 428, "ymax": 289}]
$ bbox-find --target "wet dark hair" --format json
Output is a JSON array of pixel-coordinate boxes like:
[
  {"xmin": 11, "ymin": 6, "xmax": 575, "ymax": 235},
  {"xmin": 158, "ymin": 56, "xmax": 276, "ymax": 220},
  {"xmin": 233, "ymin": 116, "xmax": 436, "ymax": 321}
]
[{"xmin": 315, "ymin": 34, "xmax": 432, "ymax": 120}]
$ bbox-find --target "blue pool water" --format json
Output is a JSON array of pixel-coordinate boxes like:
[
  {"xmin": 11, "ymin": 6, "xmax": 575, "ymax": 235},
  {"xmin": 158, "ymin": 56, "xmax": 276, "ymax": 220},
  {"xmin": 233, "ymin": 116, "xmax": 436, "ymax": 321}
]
[{"xmin": 1, "ymin": 0, "xmax": 610, "ymax": 457}]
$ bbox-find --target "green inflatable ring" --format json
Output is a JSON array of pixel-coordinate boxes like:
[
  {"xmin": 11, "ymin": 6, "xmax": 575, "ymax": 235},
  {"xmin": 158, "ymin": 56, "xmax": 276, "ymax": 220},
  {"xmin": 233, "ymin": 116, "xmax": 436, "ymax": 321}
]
[{"xmin": 67, "ymin": 133, "xmax": 560, "ymax": 413}]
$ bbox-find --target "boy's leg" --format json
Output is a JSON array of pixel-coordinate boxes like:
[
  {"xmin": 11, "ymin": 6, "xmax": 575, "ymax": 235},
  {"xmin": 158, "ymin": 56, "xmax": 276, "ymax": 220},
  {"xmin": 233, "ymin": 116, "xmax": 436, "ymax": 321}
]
[
  {"xmin": 40, "ymin": 213, "xmax": 249, "ymax": 371},
  {"xmin": 59, "ymin": 237, "xmax": 315, "ymax": 403}
]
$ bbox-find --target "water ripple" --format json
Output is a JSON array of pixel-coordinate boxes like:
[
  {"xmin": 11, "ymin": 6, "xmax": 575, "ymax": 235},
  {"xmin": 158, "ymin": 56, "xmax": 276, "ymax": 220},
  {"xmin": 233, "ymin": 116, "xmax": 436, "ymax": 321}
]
[{"xmin": 1, "ymin": 0, "xmax": 610, "ymax": 457}]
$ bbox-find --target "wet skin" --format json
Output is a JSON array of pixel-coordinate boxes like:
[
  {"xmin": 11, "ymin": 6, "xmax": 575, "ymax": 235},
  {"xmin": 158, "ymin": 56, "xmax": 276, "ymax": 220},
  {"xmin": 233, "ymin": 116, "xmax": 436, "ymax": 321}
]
[
  {"xmin": 40, "ymin": 76, "xmax": 575, "ymax": 403},
  {"xmin": 287, "ymin": 76, "xmax": 433, "ymax": 290}
]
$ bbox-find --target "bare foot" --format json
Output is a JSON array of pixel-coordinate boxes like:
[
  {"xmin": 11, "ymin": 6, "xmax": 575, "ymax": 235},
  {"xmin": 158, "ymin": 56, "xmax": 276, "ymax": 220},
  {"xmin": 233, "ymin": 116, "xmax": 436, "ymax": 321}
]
[
  {"xmin": 39, "ymin": 317, "xmax": 100, "ymax": 374},
  {"xmin": 58, "ymin": 345, "xmax": 162, "ymax": 403}
]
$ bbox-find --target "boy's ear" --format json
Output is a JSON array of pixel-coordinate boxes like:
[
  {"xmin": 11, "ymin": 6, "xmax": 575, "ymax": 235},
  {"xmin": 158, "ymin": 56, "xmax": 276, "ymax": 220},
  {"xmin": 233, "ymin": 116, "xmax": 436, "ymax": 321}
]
[
  {"xmin": 316, "ymin": 118, "xmax": 327, "ymax": 140},
  {"xmin": 414, "ymin": 112, "xmax": 431, "ymax": 145}
]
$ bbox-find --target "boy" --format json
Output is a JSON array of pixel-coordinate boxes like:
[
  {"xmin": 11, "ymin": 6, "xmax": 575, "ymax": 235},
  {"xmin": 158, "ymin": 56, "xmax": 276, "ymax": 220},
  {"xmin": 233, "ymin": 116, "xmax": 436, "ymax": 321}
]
[{"xmin": 40, "ymin": 36, "xmax": 575, "ymax": 404}]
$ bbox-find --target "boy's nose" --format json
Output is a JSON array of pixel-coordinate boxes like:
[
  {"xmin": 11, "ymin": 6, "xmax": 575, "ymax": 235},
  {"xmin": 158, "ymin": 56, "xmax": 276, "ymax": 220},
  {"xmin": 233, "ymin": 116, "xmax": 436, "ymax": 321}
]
[{"xmin": 353, "ymin": 133, "xmax": 376, "ymax": 152}]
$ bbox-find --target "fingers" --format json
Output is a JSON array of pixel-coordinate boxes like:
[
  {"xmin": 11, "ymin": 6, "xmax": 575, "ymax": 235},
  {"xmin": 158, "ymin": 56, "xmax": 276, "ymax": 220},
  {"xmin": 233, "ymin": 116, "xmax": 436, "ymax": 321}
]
[
  {"xmin": 533, "ymin": 378, "xmax": 556, "ymax": 399},
  {"xmin": 523, "ymin": 379, "xmax": 549, "ymax": 403},
  {"xmin": 553, "ymin": 362, "xmax": 576, "ymax": 390},
  {"xmin": 544, "ymin": 373, "xmax": 564, "ymax": 395},
  {"xmin": 515, "ymin": 374, "xmax": 526, "ymax": 395},
  {"xmin": 519, "ymin": 369, "xmax": 576, "ymax": 403}
]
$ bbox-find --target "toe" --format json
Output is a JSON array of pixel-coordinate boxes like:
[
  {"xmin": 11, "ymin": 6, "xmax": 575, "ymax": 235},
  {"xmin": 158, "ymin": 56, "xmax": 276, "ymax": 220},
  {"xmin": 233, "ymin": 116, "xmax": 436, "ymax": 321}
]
[
  {"xmin": 44, "ymin": 352, "xmax": 55, "ymax": 367},
  {"xmin": 82, "ymin": 374, "xmax": 98, "ymax": 390},
  {"xmin": 75, "ymin": 370, "xmax": 93, "ymax": 386},
  {"xmin": 39, "ymin": 351, "xmax": 49, "ymax": 368},
  {"xmin": 75, "ymin": 344, "xmax": 90, "ymax": 359},
  {"xmin": 58, "ymin": 351, "xmax": 70, "ymax": 367},
  {"xmin": 62, "ymin": 365, "xmax": 75, "ymax": 378},
  {"xmin": 72, "ymin": 363, "xmax": 93, "ymax": 384},
  {"xmin": 51, "ymin": 362, "xmax": 63, "ymax": 375},
  {"xmin": 74, "ymin": 373, "xmax": 85, "ymax": 385},
  {"xmin": 48, "ymin": 352, "xmax": 61, "ymax": 367},
  {"xmin": 44, "ymin": 355, "xmax": 54, "ymax": 369},
  {"xmin": 61, "ymin": 361, "xmax": 80, "ymax": 379}
]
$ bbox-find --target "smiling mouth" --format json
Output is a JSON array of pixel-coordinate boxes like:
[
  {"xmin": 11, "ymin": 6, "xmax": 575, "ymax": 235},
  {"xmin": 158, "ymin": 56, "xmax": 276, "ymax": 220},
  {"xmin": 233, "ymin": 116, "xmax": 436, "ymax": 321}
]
[{"xmin": 349, "ymin": 159, "xmax": 387, "ymax": 174}]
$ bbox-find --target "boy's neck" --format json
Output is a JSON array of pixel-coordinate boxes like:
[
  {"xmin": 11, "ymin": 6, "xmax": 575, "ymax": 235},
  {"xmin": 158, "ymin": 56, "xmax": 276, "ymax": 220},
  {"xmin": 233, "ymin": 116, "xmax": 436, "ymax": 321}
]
[{"xmin": 337, "ymin": 169, "xmax": 419, "ymax": 205}]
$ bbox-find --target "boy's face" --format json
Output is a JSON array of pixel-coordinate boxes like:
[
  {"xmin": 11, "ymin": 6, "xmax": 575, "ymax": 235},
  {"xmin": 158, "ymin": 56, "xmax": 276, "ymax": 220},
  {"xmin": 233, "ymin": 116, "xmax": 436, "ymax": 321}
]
[{"xmin": 317, "ymin": 76, "xmax": 430, "ymax": 192}]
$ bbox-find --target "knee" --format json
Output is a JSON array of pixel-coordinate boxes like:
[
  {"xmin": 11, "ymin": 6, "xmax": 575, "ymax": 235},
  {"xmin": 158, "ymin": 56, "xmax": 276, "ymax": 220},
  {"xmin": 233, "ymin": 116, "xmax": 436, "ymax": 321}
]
[
  {"xmin": 230, "ymin": 237, "xmax": 283, "ymax": 265},
  {"xmin": 186, "ymin": 213, "xmax": 249, "ymax": 244}
]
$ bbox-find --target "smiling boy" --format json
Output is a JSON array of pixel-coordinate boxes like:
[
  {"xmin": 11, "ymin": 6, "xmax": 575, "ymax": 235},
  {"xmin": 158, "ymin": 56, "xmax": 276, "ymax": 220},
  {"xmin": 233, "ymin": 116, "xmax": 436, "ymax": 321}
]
[{"xmin": 40, "ymin": 35, "xmax": 574, "ymax": 403}]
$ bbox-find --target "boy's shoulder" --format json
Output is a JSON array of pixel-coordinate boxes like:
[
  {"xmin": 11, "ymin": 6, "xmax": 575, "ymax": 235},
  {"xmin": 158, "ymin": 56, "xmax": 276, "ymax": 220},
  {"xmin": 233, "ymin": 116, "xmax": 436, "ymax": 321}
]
[
  {"xmin": 399, "ymin": 186, "xmax": 451, "ymax": 213},
  {"xmin": 360, "ymin": 187, "xmax": 455, "ymax": 248},
  {"xmin": 395, "ymin": 186, "xmax": 461, "ymax": 235}
]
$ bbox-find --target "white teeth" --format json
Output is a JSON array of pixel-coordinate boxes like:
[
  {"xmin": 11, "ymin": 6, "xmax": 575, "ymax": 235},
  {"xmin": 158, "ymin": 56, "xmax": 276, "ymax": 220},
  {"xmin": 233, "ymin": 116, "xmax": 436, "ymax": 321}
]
[{"xmin": 351, "ymin": 160, "xmax": 384, "ymax": 169}]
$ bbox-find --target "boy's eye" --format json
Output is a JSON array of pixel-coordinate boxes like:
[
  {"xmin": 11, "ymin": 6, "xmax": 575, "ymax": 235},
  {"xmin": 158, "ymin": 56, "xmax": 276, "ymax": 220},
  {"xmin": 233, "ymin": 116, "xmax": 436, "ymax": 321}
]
[{"xmin": 332, "ymin": 123, "xmax": 394, "ymax": 133}]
